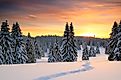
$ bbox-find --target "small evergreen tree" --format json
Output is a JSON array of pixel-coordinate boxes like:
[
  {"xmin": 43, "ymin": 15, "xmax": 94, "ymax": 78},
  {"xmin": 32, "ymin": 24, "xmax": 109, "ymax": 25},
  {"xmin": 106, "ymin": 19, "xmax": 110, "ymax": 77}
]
[
  {"xmin": 89, "ymin": 46, "xmax": 96, "ymax": 57},
  {"xmin": 82, "ymin": 42, "xmax": 89, "ymax": 60},
  {"xmin": 53, "ymin": 40, "xmax": 62, "ymax": 62},
  {"xmin": 0, "ymin": 20, "xmax": 14, "ymax": 64},
  {"xmin": 34, "ymin": 39, "xmax": 42, "ymax": 59},
  {"xmin": 11, "ymin": 22, "xmax": 28, "ymax": 64},
  {"xmin": 26, "ymin": 33, "xmax": 36, "ymax": 63},
  {"xmin": 95, "ymin": 42, "xmax": 100, "ymax": 54},
  {"xmin": 48, "ymin": 44, "xmax": 56, "ymax": 62},
  {"xmin": 40, "ymin": 45, "xmax": 45, "ymax": 57}
]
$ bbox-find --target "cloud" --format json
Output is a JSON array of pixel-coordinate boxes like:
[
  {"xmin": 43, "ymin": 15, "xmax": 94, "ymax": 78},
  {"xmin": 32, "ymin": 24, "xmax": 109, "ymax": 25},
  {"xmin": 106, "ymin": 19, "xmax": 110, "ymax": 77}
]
[{"xmin": 0, "ymin": 0, "xmax": 121, "ymax": 38}]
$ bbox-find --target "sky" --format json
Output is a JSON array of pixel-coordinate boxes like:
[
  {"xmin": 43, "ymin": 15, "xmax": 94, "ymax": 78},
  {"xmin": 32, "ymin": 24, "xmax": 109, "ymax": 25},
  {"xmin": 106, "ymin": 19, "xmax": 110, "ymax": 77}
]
[{"xmin": 0, "ymin": 0, "xmax": 121, "ymax": 38}]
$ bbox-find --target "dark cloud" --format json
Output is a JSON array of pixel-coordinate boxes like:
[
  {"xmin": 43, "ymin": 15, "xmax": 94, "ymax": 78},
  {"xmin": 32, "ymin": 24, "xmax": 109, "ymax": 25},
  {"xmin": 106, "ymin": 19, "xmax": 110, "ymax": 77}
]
[{"xmin": 0, "ymin": 0, "xmax": 121, "ymax": 22}]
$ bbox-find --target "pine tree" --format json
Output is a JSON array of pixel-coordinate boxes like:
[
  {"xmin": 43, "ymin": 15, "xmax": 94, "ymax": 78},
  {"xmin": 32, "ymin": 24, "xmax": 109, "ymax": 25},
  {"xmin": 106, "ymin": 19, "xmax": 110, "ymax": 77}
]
[
  {"xmin": 53, "ymin": 40, "xmax": 62, "ymax": 62},
  {"xmin": 95, "ymin": 42, "xmax": 100, "ymax": 54},
  {"xmin": 110, "ymin": 21, "xmax": 121, "ymax": 61},
  {"xmin": 0, "ymin": 20, "xmax": 14, "ymax": 64},
  {"xmin": 106, "ymin": 21, "xmax": 118, "ymax": 55},
  {"xmin": 60, "ymin": 22, "xmax": 70, "ymax": 62},
  {"xmin": 34, "ymin": 39, "xmax": 42, "ymax": 59},
  {"xmin": 48, "ymin": 44, "xmax": 56, "ymax": 62},
  {"xmin": 89, "ymin": 42, "xmax": 96, "ymax": 57},
  {"xmin": 108, "ymin": 21, "xmax": 119, "ymax": 61},
  {"xmin": 82, "ymin": 42, "xmax": 89, "ymax": 60},
  {"xmin": 69, "ymin": 22, "xmax": 78, "ymax": 61},
  {"xmin": 11, "ymin": 22, "xmax": 28, "ymax": 64},
  {"xmin": 26, "ymin": 33, "xmax": 36, "ymax": 63},
  {"xmin": 60, "ymin": 22, "xmax": 77, "ymax": 62},
  {"xmin": 40, "ymin": 45, "xmax": 45, "ymax": 57}
]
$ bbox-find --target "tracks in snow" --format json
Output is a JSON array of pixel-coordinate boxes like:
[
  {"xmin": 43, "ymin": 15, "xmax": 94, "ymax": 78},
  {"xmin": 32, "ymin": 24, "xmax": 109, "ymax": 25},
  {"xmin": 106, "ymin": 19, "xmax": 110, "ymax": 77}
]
[{"xmin": 35, "ymin": 61, "xmax": 93, "ymax": 80}]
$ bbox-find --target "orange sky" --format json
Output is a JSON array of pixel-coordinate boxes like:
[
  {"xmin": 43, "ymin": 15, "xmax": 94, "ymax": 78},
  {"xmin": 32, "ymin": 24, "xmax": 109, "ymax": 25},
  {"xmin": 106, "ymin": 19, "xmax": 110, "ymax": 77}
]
[{"xmin": 0, "ymin": 0, "xmax": 121, "ymax": 38}]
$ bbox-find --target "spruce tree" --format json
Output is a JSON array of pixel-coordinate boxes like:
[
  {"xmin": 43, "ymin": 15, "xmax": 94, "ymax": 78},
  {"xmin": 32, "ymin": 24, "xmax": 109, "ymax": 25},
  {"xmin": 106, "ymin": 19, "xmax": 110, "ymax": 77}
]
[
  {"xmin": 48, "ymin": 44, "xmax": 56, "ymax": 62},
  {"xmin": 60, "ymin": 22, "xmax": 70, "ymax": 62},
  {"xmin": 26, "ymin": 33, "xmax": 36, "ymax": 63},
  {"xmin": 60, "ymin": 22, "xmax": 77, "ymax": 62},
  {"xmin": 69, "ymin": 22, "xmax": 78, "ymax": 61},
  {"xmin": 0, "ymin": 20, "xmax": 14, "ymax": 64},
  {"xmin": 95, "ymin": 42, "xmax": 100, "ymax": 54},
  {"xmin": 108, "ymin": 21, "xmax": 119, "ymax": 61},
  {"xmin": 89, "ymin": 42, "xmax": 96, "ymax": 57},
  {"xmin": 106, "ymin": 21, "xmax": 118, "ymax": 54},
  {"xmin": 40, "ymin": 45, "xmax": 45, "ymax": 57},
  {"xmin": 111, "ymin": 21, "xmax": 121, "ymax": 61},
  {"xmin": 53, "ymin": 40, "xmax": 62, "ymax": 62},
  {"xmin": 34, "ymin": 39, "xmax": 42, "ymax": 59},
  {"xmin": 11, "ymin": 22, "xmax": 28, "ymax": 64},
  {"xmin": 82, "ymin": 42, "xmax": 89, "ymax": 60}
]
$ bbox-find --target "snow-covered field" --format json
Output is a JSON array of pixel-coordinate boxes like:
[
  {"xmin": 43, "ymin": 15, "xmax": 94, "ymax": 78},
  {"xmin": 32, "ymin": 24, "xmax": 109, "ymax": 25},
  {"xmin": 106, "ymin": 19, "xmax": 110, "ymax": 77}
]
[{"xmin": 0, "ymin": 47, "xmax": 121, "ymax": 80}]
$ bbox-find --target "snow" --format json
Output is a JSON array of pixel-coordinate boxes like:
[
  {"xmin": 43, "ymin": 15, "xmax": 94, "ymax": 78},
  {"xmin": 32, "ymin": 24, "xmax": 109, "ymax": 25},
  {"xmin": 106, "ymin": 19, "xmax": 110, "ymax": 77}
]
[{"xmin": 0, "ymin": 47, "xmax": 121, "ymax": 80}]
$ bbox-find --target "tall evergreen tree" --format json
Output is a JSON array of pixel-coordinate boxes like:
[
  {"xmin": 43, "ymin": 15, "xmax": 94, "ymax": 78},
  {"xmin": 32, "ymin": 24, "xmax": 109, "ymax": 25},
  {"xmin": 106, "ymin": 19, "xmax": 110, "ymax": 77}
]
[
  {"xmin": 108, "ymin": 22, "xmax": 121, "ymax": 61},
  {"xmin": 69, "ymin": 22, "xmax": 78, "ymax": 61},
  {"xmin": 109, "ymin": 21, "xmax": 121, "ymax": 61},
  {"xmin": 0, "ymin": 20, "xmax": 14, "ymax": 64},
  {"xmin": 26, "ymin": 33, "xmax": 36, "ymax": 63},
  {"xmin": 11, "ymin": 22, "xmax": 28, "ymax": 64},
  {"xmin": 60, "ymin": 22, "xmax": 77, "ymax": 62},
  {"xmin": 106, "ymin": 21, "xmax": 118, "ymax": 54}
]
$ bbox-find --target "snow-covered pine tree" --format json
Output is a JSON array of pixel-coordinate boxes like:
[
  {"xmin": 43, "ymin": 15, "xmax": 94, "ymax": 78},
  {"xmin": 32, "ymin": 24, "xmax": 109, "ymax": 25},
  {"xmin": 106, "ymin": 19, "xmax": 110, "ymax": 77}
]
[
  {"xmin": 39, "ymin": 44, "xmax": 45, "ymax": 57},
  {"xmin": 95, "ymin": 42, "xmax": 100, "ymax": 54},
  {"xmin": 53, "ymin": 40, "xmax": 62, "ymax": 62},
  {"xmin": 108, "ymin": 21, "xmax": 119, "ymax": 61},
  {"xmin": 60, "ymin": 22, "xmax": 70, "ymax": 62},
  {"xmin": 111, "ymin": 21, "xmax": 121, "ymax": 61},
  {"xmin": 82, "ymin": 42, "xmax": 89, "ymax": 60},
  {"xmin": 106, "ymin": 21, "xmax": 118, "ymax": 54},
  {"xmin": 34, "ymin": 39, "xmax": 41, "ymax": 59},
  {"xmin": 0, "ymin": 20, "xmax": 14, "ymax": 64},
  {"xmin": 11, "ymin": 22, "xmax": 28, "ymax": 64},
  {"xmin": 89, "ymin": 42, "xmax": 96, "ymax": 57},
  {"xmin": 69, "ymin": 22, "xmax": 78, "ymax": 61},
  {"xmin": 26, "ymin": 33, "xmax": 36, "ymax": 63},
  {"xmin": 48, "ymin": 44, "xmax": 56, "ymax": 62},
  {"xmin": 60, "ymin": 22, "xmax": 77, "ymax": 62}
]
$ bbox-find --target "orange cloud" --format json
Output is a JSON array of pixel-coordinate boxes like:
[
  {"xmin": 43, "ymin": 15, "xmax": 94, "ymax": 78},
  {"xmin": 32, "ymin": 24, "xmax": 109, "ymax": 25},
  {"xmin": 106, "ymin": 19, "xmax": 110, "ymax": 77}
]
[{"xmin": 0, "ymin": 0, "xmax": 121, "ymax": 38}]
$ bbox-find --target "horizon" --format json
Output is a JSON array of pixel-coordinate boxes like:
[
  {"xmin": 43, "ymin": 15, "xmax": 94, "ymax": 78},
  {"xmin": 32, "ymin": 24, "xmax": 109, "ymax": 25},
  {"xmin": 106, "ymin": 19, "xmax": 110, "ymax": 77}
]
[{"xmin": 0, "ymin": 0, "xmax": 121, "ymax": 38}]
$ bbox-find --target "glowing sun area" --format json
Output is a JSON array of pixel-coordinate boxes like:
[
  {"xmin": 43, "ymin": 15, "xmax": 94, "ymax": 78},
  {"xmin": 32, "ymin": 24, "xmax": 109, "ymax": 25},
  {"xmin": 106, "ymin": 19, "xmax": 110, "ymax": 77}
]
[{"xmin": 80, "ymin": 33, "xmax": 95, "ymax": 37}]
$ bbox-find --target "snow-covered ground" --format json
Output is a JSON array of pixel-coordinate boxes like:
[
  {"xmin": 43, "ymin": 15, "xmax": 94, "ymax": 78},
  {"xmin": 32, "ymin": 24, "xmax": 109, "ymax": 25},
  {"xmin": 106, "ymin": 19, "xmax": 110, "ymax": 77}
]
[{"xmin": 0, "ymin": 47, "xmax": 121, "ymax": 80}]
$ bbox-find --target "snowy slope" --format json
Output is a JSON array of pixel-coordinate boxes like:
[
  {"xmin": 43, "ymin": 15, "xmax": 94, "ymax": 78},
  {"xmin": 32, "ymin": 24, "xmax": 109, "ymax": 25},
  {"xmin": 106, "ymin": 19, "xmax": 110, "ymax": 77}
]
[{"xmin": 0, "ymin": 47, "xmax": 121, "ymax": 80}]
